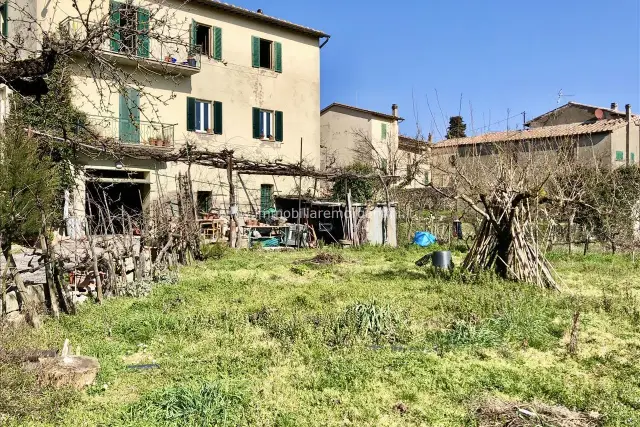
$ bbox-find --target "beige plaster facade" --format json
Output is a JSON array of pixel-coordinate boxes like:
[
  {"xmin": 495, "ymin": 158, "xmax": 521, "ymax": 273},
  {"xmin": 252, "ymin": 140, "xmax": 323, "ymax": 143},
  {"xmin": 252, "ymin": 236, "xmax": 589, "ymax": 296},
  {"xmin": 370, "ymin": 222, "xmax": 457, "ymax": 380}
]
[{"xmin": 9, "ymin": 0, "xmax": 328, "ymax": 224}]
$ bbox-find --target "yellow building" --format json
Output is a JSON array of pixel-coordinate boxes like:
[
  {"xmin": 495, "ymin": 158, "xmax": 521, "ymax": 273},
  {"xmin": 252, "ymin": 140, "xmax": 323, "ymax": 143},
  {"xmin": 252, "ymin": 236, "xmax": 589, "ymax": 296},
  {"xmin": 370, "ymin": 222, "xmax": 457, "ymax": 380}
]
[{"xmin": 7, "ymin": 0, "xmax": 329, "ymax": 231}]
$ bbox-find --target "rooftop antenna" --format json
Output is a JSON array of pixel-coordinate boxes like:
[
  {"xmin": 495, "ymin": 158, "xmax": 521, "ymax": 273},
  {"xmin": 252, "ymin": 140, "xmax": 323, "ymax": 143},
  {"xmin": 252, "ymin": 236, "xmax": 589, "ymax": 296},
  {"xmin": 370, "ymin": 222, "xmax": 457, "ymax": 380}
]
[{"xmin": 556, "ymin": 89, "xmax": 575, "ymax": 105}]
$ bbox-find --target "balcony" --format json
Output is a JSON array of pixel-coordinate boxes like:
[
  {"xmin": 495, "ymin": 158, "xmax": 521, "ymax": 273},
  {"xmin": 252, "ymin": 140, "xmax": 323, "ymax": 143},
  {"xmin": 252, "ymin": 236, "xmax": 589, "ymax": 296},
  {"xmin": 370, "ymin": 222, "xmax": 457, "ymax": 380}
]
[
  {"xmin": 61, "ymin": 17, "xmax": 201, "ymax": 76},
  {"xmin": 84, "ymin": 115, "xmax": 175, "ymax": 149}
]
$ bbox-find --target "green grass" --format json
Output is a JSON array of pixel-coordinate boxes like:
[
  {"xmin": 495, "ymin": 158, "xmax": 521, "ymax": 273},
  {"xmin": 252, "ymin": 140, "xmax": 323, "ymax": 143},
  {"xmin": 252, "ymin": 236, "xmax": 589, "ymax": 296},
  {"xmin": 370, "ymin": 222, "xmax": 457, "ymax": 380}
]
[{"xmin": 2, "ymin": 245, "xmax": 640, "ymax": 426}]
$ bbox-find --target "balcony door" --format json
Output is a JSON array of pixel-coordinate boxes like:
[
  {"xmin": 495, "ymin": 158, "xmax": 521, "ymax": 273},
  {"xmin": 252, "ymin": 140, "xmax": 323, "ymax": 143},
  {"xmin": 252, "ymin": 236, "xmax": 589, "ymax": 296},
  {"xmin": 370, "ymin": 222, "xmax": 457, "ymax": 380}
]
[{"xmin": 119, "ymin": 88, "xmax": 140, "ymax": 144}]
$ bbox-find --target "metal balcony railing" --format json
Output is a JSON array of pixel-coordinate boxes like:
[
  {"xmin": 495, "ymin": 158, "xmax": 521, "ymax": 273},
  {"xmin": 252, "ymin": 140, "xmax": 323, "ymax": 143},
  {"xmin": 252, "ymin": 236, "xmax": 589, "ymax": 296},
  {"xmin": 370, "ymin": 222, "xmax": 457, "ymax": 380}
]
[
  {"xmin": 84, "ymin": 115, "xmax": 175, "ymax": 148},
  {"xmin": 60, "ymin": 17, "xmax": 201, "ymax": 75}
]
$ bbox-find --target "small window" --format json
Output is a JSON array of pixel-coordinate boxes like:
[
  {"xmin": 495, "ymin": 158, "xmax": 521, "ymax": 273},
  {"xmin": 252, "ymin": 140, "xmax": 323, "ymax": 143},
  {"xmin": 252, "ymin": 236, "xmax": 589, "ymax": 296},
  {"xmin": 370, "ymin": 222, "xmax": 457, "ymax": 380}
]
[
  {"xmin": 259, "ymin": 109, "xmax": 273, "ymax": 139},
  {"xmin": 259, "ymin": 38, "xmax": 272, "ymax": 68},
  {"xmin": 195, "ymin": 100, "xmax": 211, "ymax": 132},
  {"xmin": 615, "ymin": 150, "xmax": 624, "ymax": 162},
  {"xmin": 196, "ymin": 191, "xmax": 212, "ymax": 216},
  {"xmin": 195, "ymin": 23, "xmax": 211, "ymax": 56},
  {"xmin": 381, "ymin": 123, "xmax": 387, "ymax": 140},
  {"xmin": 632, "ymin": 153, "xmax": 636, "ymax": 164}
]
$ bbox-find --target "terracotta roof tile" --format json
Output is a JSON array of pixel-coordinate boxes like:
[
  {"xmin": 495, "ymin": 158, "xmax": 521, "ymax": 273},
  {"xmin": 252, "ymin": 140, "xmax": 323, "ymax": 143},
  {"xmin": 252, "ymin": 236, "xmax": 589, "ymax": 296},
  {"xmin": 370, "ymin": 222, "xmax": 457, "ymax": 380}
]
[{"xmin": 432, "ymin": 118, "xmax": 634, "ymax": 148}]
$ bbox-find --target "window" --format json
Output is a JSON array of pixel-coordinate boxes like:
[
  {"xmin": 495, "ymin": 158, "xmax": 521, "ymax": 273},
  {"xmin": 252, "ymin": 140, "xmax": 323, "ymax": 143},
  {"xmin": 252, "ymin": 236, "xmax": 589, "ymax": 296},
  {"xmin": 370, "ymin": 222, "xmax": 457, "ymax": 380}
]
[
  {"xmin": 110, "ymin": 2, "xmax": 149, "ymax": 57},
  {"xmin": 187, "ymin": 97, "xmax": 222, "ymax": 134},
  {"xmin": 615, "ymin": 150, "xmax": 624, "ymax": 162},
  {"xmin": 191, "ymin": 21, "xmax": 222, "ymax": 60},
  {"xmin": 632, "ymin": 153, "xmax": 636, "ymax": 164},
  {"xmin": 260, "ymin": 184, "xmax": 274, "ymax": 215},
  {"xmin": 252, "ymin": 36, "xmax": 282, "ymax": 72},
  {"xmin": 0, "ymin": 2, "xmax": 8, "ymax": 38},
  {"xmin": 259, "ymin": 39, "xmax": 272, "ymax": 68},
  {"xmin": 259, "ymin": 110, "xmax": 273, "ymax": 139},
  {"xmin": 195, "ymin": 23, "xmax": 211, "ymax": 56},
  {"xmin": 252, "ymin": 108, "xmax": 283, "ymax": 141},
  {"xmin": 195, "ymin": 100, "xmax": 211, "ymax": 132},
  {"xmin": 381, "ymin": 123, "xmax": 387, "ymax": 140},
  {"xmin": 197, "ymin": 191, "xmax": 212, "ymax": 216}
]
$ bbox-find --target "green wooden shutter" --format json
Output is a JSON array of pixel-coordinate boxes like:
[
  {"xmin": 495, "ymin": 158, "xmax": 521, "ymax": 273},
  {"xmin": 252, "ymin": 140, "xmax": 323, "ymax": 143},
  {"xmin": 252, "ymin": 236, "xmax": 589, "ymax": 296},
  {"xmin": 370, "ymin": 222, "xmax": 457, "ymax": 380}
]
[
  {"xmin": 251, "ymin": 36, "xmax": 260, "ymax": 68},
  {"xmin": 616, "ymin": 150, "xmax": 624, "ymax": 161},
  {"xmin": 213, "ymin": 26, "xmax": 222, "ymax": 60},
  {"xmin": 213, "ymin": 101, "xmax": 222, "ymax": 134},
  {"xmin": 186, "ymin": 97, "xmax": 196, "ymax": 131},
  {"xmin": 190, "ymin": 19, "xmax": 197, "ymax": 54},
  {"xmin": 109, "ymin": 1, "xmax": 121, "ymax": 52},
  {"xmin": 275, "ymin": 110, "xmax": 283, "ymax": 142},
  {"xmin": 137, "ymin": 7, "xmax": 150, "ymax": 58},
  {"xmin": 252, "ymin": 107, "xmax": 260, "ymax": 138},
  {"xmin": 1, "ymin": 3, "xmax": 8, "ymax": 38},
  {"xmin": 119, "ymin": 89, "xmax": 140, "ymax": 143},
  {"xmin": 381, "ymin": 123, "xmax": 387, "ymax": 139},
  {"xmin": 260, "ymin": 184, "xmax": 273, "ymax": 213},
  {"xmin": 274, "ymin": 41, "xmax": 282, "ymax": 73},
  {"xmin": 632, "ymin": 152, "xmax": 636, "ymax": 164}
]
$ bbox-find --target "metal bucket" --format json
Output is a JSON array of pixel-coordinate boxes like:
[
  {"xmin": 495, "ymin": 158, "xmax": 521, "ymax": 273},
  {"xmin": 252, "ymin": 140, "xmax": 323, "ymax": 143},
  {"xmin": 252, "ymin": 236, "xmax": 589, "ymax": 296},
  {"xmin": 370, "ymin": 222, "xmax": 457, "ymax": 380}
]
[{"xmin": 431, "ymin": 251, "xmax": 453, "ymax": 270}]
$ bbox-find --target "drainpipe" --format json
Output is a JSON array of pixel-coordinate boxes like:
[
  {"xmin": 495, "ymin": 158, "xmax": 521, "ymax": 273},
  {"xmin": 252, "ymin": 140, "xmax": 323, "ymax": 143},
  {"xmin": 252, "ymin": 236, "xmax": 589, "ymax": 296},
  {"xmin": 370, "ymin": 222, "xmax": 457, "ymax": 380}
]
[
  {"xmin": 626, "ymin": 104, "xmax": 631, "ymax": 166},
  {"xmin": 319, "ymin": 36, "xmax": 331, "ymax": 49}
]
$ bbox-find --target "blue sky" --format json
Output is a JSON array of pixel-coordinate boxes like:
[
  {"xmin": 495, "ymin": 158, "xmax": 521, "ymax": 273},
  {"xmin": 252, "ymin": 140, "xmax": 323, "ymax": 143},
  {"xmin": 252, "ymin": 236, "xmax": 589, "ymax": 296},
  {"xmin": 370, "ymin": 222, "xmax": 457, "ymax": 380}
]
[{"xmin": 236, "ymin": 0, "xmax": 639, "ymax": 140}]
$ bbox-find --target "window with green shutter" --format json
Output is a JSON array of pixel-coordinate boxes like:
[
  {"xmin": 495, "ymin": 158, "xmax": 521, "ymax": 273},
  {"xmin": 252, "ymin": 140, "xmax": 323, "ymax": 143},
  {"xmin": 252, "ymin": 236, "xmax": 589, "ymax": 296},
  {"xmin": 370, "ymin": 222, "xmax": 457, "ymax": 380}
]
[
  {"xmin": 381, "ymin": 123, "xmax": 387, "ymax": 140},
  {"xmin": 632, "ymin": 152, "xmax": 636, "ymax": 164},
  {"xmin": 109, "ymin": 2, "xmax": 149, "ymax": 57},
  {"xmin": 187, "ymin": 97, "xmax": 222, "ymax": 134},
  {"xmin": 252, "ymin": 36, "xmax": 280, "ymax": 71},
  {"xmin": 615, "ymin": 150, "xmax": 624, "ymax": 161},
  {"xmin": 109, "ymin": 1, "xmax": 121, "ymax": 52}
]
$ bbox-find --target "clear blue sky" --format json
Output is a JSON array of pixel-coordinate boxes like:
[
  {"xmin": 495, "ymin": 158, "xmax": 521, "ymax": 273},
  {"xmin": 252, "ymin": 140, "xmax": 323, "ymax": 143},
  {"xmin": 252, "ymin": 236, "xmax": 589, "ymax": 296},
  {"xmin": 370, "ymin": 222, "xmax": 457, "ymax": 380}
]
[{"xmin": 235, "ymin": 0, "xmax": 639, "ymax": 140}]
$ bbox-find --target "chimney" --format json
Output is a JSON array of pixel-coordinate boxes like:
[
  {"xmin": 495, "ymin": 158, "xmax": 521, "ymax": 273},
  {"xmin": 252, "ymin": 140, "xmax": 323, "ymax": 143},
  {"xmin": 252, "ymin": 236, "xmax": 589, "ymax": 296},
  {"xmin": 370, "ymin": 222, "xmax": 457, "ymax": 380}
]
[
  {"xmin": 257, "ymin": 9, "xmax": 263, "ymax": 14},
  {"xmin": 626, "ymin": 104, "xmax": 631, "ymax": 166},
  {"xmin": 611, "ymin": 102, "xmax": 618, "ymax": 111},
  {"xmin": 392, "ymin": 104, "xmax": 398, "ymax": 118}
]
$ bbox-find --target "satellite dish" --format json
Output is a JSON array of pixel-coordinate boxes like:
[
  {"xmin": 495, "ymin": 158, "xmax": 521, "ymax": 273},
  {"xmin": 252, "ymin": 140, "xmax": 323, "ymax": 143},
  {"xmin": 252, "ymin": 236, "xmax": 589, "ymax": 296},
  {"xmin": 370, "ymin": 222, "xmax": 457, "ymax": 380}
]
[{"xmin": 595, "ymin": 109, "xmax": 604, "ymax": 120}]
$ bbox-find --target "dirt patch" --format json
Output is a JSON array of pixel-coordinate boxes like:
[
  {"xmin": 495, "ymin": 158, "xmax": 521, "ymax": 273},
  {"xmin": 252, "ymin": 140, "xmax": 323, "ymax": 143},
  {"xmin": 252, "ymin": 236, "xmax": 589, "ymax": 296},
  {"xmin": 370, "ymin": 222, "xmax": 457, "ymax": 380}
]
[
  {"xmin": 475, "ymin": 398, "xmax": 602, "ymax": 427},
  {"xmin": 298, "ymin": 253, "xmax": 345, "ymax": 265}
]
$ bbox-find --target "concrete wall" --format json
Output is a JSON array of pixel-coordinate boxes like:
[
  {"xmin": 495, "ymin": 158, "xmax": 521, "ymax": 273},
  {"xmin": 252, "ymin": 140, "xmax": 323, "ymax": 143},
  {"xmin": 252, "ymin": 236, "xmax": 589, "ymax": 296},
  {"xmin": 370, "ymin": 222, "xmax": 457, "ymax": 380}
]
[
  {"xmin": 33, "ymin": 0, "xmax": 323, "ymax": 219},
  {"xmin": 611, "ymin": 123, "xmax": 640, "ymax": 166}
]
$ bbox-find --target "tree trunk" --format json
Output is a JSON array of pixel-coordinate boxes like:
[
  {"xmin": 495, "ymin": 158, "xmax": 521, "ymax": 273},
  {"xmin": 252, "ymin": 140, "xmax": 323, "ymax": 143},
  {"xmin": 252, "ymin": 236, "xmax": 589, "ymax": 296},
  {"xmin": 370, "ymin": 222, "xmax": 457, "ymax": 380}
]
[
  {"xmin": 40, "ymin": 231, "xmax": 60, "ymax": 319},
  {"xmin": 1, "ymin": 241, "xmax": 42, "ymax": 327}
]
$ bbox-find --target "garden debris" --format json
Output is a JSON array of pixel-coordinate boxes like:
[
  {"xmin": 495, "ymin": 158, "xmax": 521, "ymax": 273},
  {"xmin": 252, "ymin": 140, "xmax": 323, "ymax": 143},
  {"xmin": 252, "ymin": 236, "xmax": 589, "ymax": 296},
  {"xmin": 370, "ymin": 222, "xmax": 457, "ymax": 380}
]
[
  {"xmin": 126, "ymin": 363, "xmax": 160, "ymax": 370},
  {"xmin": 298, "ymin": 252, "xmax": 344, "ymax": 265},
  {"xmin": 475, "ymin": 398, "xmax": 602, "ymax": 427},
  {"xmin": 393, "ymin": 402, "xmax": 408, "ymax": 415}
]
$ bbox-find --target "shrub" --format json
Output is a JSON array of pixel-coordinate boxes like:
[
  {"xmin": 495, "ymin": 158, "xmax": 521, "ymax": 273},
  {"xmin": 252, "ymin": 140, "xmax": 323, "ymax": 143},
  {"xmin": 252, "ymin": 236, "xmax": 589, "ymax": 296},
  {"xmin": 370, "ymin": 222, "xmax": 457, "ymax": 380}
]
[{"xmin": 201, "ymin": 242, "xmax": 229, "ymax": 260}]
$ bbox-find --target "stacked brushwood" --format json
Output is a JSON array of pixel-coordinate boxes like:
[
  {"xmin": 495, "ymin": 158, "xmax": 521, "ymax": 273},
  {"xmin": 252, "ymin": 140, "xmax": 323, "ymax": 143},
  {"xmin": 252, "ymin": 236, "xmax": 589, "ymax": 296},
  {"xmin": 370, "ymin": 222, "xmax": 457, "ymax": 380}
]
[{"xmin": 462, "ymin": 195, "xmax": 557, "ymax": 290}]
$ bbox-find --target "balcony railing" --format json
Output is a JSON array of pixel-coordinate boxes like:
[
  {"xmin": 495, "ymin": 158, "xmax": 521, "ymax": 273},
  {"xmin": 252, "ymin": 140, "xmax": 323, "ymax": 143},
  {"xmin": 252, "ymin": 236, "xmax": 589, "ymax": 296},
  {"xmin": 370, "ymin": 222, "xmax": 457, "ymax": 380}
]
[
  {"xmin": 84, "ymin": 115, "xmax": 175, "ymax": 148},
  {"xmin": 60, "ymin": 17, "xmax": 201, "ymax": 75}
]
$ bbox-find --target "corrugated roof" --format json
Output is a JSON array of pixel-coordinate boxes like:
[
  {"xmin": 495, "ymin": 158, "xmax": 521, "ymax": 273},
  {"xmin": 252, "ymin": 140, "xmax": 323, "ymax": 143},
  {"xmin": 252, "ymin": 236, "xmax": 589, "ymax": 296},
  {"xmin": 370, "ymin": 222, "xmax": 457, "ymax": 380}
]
[
  {"xmin": 432, "ymin": 118, "xmax": 633, "ymax": 148},
  {"xmin": 193, "ymin": 1, "xmax": 330, "ymax": 38},
  {"xmin": 321, "ymin": 103, "xmax": 404, "ymax": 121},
  {"xmin": 398, "ymin": 135, "xmax": 431, "ymax": 153}
]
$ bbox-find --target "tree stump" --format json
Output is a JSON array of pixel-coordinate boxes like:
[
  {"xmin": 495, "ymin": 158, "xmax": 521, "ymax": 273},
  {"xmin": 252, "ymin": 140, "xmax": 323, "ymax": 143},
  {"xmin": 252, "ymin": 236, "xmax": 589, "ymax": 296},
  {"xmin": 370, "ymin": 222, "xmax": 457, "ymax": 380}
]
[{"xmin": 34, "ymin": 356, "xmax": 100, "ymax": 390}]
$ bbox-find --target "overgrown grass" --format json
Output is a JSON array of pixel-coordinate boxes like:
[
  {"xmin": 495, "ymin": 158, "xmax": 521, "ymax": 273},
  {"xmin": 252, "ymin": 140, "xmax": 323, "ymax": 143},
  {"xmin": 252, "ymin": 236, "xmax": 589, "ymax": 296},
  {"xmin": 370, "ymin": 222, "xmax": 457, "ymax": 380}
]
[{"xmin": 1, "ymin": 245, "xmax": 640, "ymax": 426}]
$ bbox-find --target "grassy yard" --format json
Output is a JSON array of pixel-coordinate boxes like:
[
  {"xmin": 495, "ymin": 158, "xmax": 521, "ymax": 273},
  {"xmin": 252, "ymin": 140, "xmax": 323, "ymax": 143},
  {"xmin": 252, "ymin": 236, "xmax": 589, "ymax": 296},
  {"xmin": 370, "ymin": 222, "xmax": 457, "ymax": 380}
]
[{"xmin": 2, "ymin": 246, "xmax": 640, "ymax": 426}]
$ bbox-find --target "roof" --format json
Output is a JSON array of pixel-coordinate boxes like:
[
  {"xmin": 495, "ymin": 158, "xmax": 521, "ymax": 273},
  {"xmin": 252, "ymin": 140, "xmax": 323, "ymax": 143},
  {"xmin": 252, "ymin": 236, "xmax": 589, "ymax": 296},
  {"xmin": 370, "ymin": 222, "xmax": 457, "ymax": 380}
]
[
  {"xmin": 321, "ymin": 103, "xmax": 404, "ymax": 122},
  {"xmin": 193, "ymin": 1, "xmax": 330, "ymax": 38},
  {"xmin": 432, "ymin": 118, "xmax": 634, "ymax": 148},
  {"xmin": 399, "ymin": 135, "xmax": 431, "ymax": 153},
  {"xmin": 525, "ymin": 101, "xmax": 635, "ymax": 126}
]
